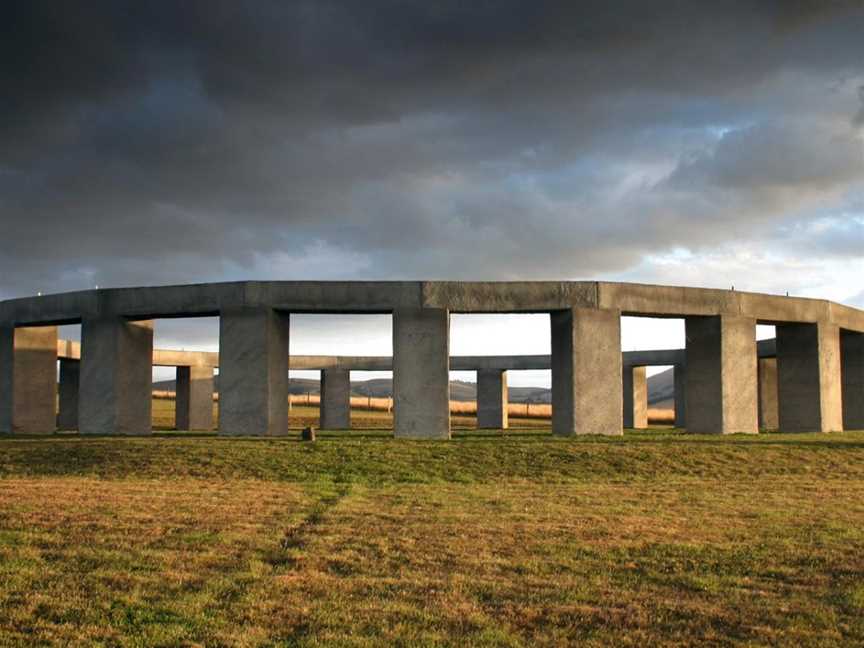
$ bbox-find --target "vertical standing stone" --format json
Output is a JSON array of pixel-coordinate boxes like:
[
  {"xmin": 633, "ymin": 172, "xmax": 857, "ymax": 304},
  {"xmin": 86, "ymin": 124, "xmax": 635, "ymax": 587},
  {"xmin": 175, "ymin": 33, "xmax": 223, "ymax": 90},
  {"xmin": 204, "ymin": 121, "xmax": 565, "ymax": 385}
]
[
  {"xmin": 842, "ymin": 329, "xmax": 864, "ymax": 431},
  {"xmin": 176, "ymin": 365, "xmax": 215, "ymax": 431},
  {"xmin": 58, "ymin": 358, "xmax": 80, "ymax": 430},
  {"xmin": 623, "ymin": 365, "xmax": 648, "ymax": 429},
  {"xmin": 80, "ymin": 318, "xmax": 153, "ymax": 435},
  {"xmin": 551, "ymin": 308, "xmax": 622, "ymax": 436},
  {"xmin": 0, "ymin": 325, "xmax": 58, "ymax": 434},
  {"xmin": 320, "ymin": 368, "xmax": 351, "ymax": 429},
  {"xmin": 757, "ymin": 357, "xmax": 779, "ymax": 430},
  {"xmin": 673, "ymin": 363, "xmax": 687, "ymax": 428},
  {"xmin": 393, "ymin": 307, "xmax": 450, "ymax": 439},
  {"xmin": 219, "ymin": 308, "xmax": 290, "ymax": 436},
  {"xmin": 777, "ymin": 322, "xmax": 842, "ymax": 432},
  {"xmin": 477, "ymin": 369, "xmax": 508, "ymax": 429},
  {"xmin": 0, "ymin": 325, "xmax": 11, "ymax": 433},
  {"xmin": 685, "ymin": 315, "xmax": 757, "ymax": 434}
]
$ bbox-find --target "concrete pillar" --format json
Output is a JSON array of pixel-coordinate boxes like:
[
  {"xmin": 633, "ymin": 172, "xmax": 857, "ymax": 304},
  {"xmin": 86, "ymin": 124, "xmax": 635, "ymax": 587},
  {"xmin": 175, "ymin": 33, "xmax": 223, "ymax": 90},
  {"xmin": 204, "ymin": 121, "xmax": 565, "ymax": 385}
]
[
  {"xmin": 80, "ymin": 318, "xmax": 153, "ymax": 435},
  {"xmin": 757, "ymin": 357, "xmax": 779, "ymax": 431},
  {"xmin": 176, "ymin": 365, "xmax": 215, "ymax": 431},
  {"xmin": 685, "ymin": 315, "xmax": 757, "ymax": 434},
  {"xmin": 551, "ymin": 308, "xmax": 622, "ymax": 436},
  {"xmin": 393, "ymin": 307, "xmax": 450, "ymax": 439},
  {"xmin": 673, "ymin": 363, "xmax": 687, "ymax": 428},
  {"xmin": 842, "ymin": 330, "xmax": 864, "ymax": 431},
  {"xmin": 776, "ymin": 322, "xmax": 842, "ymax": 432},
  {"xmin": 320, "ymin": 368, "xmax": 351, "ymax": 429},
  {"xmin": 218, "ymin": 307, "xmax": 290, "ymax": 436},
  {"xmin": 0, "ymin": 325, "xmax": 10, "ymax": 434},
  {"xmin": 623, "ymin": 365, "xmax": 648, "ymax": 429},
  {"xmin": 0, "ymin": 325, "xmax": 58, "ymax": 434},
  {"xmin": 477, "ymin": 369, "xmax": 508, "ymax": 429},
  {"xmin": 58, "ymin": 358, "xmax": 80, "ymax": 430}
]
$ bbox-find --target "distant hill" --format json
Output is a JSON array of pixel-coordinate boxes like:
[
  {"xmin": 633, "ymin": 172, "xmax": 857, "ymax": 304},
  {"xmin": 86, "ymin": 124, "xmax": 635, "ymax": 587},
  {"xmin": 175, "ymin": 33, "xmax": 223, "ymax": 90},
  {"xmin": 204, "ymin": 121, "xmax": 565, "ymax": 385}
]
[
  {"xmin": 647, "ymin": 367, "xmax": 675, "ymax": 408},
  {"xmin": 155, "ymin": 367, "xmax": 677, "ymax": 406}
]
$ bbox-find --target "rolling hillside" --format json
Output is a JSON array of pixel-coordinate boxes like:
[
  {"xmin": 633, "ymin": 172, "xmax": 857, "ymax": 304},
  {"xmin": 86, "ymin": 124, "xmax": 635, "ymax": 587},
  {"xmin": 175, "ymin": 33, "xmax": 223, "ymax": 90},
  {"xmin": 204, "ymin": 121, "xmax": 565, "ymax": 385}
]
[{"xmin": 154, "ymin": 367, "xmax": 676, "ymax": 405}]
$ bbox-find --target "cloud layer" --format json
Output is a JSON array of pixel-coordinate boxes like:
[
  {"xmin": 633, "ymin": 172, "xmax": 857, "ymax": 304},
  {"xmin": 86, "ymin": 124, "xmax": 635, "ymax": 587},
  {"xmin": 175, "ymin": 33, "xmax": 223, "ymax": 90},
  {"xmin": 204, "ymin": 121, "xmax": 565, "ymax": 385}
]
[{"xmin": 2, "ymin": 1, "xmax": 863, "ymax": 306}]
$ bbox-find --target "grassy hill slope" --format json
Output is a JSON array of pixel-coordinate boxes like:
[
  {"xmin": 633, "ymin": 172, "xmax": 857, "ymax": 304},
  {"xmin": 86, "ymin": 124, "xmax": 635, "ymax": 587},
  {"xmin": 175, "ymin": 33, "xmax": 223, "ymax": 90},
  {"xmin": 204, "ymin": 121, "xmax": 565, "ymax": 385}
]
[
  {"xmin": 2, "ymin": 431, "xmax": 864, "ymax": 645},
  {"xmin": 155, "ymin": 368, "xmax": 676, "ymax": 405}
]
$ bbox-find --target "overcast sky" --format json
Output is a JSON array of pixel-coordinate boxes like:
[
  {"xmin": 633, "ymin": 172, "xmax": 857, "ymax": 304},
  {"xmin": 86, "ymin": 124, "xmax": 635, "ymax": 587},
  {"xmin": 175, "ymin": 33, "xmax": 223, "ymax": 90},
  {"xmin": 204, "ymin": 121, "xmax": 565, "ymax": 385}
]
[{"xmin": 3, "ymin": 2, "xmax": 863, "ymax": 385}]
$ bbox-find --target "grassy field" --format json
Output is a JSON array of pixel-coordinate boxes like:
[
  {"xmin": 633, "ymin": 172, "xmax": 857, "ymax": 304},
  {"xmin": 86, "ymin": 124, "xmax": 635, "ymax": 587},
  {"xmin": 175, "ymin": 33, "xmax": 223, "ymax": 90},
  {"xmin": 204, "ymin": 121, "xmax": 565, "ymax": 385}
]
[
  {"xmin": 150, "ymin": 397, "xmax": 675, "ymax": 431},
  {"xmin": 3, "ymin": 430, "xmax": 864, "ymax": 646},
  {"xmin": 153, "ymin": 393, "xmax": 561, "ymax": 422},
  {"xmin": 151, "ymin": 399, "xmax": 554, "ymax": 431}
]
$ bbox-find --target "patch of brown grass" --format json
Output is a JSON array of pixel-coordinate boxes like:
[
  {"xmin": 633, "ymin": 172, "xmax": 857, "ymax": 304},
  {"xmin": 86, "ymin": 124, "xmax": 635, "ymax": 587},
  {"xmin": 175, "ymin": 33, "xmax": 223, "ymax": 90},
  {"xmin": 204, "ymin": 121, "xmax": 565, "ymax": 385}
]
[
  {"xmin": 0, "ymin": 476, "xmax": 314, "ymax": 645},
  {"xmin": 3, "ymin": 466, "xmax": 864, "ymax": 645}
]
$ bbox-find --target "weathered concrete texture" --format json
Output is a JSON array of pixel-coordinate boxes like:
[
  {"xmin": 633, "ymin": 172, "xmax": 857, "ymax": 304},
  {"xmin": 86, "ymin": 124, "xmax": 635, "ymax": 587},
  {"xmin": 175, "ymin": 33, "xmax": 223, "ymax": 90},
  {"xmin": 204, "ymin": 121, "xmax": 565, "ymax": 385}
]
[
  {"xmin": 320, "ymin": 368, "xmax": 351, "ymax": 429},
  {"xmin": 597, "ymin": 282, "xmax": 834, "ymax": 326},
  {"xmin": 393, "ymin": 308, "xmax": 450, "ymax": 439},
  {"xmin": 219, "ymin": 308, "xmax": 290, "ymax": 436},
  {"xmin": 57, "ymin": 358, "xmax": 80, "ymax": 430},
  {"xmin": 17, "ymin": 326, "xmax": 59, "ymax": 435},
  {"xmin": 57, "ymin": 342, "xmax": 693, "ymax": 372},
  {"xmin": 0, "ymin": 326, "xmax": 11, "ymax": 433},
  {"xmin": 477, "ymin": 369, "xmax": 508, "ymax": 429},
  {"xmin": 422, "ymin": 281, "xmax": 597, "ymax": 312},
  {"xmin": 832, "ymin": 302, "xmax": 864, "ymax": 334},
  {"xmin": 79, "ymin": 318, "xmax": 153, "ymax": 435},
  {"xmin": 685, "ymin": 315, "xmax": 758, "ymax": 434},
  {"xmin": 623, "ymin": 349, "xmax": 686, "ymax": 367},
  {"xmin": 758, "ymin": 357, "xmax": 779, "ymax": 431},
  {"xmin": 0, "ymin": 325, "xmax": 58, "ymax": 434},
  {"xmin": 176, "ymin": 365, "xmax": 214, "ymax": 431},
  {"xmin": 623, "ymin": 365, "xmax": 648, "ymax": 429},
  {"xmin": 7, "ymin": 279, "xmax": 862, "ymax": 442},
  {"xmin": 155, "ymin": 349, "xmax": 218, "ymax": 368},
  {"xmin": 673, "ymin": 363, "xmax": 687, "ymax": 428},
  {"xmin": 842, "ymin": 330, "xmax": 864, "ymax": 430},
  {"xmin": 6, "ymin": 281, "xmax": 864, "ymax": 337},
  {"xmin": 777, "ymin": 323, "xmax": 843, "ymax": 433},
  {"xmin": 551, "ymin": 308, "xmax": 622, "ymax": 436}
]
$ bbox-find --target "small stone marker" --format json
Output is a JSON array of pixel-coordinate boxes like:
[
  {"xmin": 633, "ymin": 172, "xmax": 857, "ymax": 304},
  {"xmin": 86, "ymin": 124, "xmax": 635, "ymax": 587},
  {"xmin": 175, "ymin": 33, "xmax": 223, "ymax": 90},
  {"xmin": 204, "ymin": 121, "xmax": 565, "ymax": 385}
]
[{"xmin": 301, "ymin": 426, "xmax": 316, "ymax": 442}]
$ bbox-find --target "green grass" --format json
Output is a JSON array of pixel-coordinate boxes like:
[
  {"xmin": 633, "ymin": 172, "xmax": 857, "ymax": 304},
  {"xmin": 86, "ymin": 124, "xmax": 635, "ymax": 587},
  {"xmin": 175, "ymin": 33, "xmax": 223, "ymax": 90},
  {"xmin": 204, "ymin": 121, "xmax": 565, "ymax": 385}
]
[{"xmin": 3, "ymin": 430, "xmax": 864, "ymax": 646}]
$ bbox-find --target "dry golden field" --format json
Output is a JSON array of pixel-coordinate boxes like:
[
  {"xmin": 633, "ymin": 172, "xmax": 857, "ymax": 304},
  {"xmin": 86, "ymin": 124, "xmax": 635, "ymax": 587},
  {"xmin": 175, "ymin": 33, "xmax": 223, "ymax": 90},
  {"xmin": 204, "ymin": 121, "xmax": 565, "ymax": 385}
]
[
  {"xmin": 151, "ymin": 394, "xmax": 676, "ymax": 429},
  {"xmin": 3, "ymin": 430, "xmax": 864, "ymax": 645}
]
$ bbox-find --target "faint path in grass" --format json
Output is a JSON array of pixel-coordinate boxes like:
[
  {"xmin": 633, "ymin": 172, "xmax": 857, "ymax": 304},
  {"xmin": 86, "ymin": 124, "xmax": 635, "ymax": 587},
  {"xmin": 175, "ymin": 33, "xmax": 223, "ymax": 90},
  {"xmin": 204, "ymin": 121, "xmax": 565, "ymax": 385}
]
[
  {"xmin": 5, "ymin": 446, "xmax": 864, "ymax": 644},
  {"xmin": 279, "ymin": 483, "xmax": 352, "ymax": 553}
]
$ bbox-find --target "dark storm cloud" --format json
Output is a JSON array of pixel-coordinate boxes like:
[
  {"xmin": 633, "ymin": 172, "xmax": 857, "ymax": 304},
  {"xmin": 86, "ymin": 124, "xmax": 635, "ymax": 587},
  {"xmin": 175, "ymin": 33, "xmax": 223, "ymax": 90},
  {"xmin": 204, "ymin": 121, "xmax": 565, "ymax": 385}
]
[
  {"xmin": 855, "ymin": 85, "xmax": 864, "ymax": 126},
  {"xmin": 1, "ymin": 0, "xmax": 863, "ymax": 298}
]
